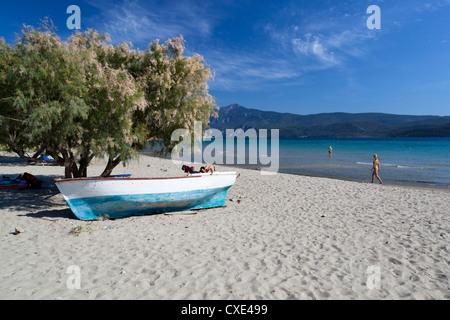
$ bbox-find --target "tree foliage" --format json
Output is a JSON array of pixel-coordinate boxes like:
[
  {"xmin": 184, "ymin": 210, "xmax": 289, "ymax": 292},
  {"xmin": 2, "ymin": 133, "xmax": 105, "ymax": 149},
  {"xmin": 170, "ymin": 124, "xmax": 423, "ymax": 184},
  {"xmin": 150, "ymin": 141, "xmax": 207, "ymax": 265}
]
[{"xmin": 0, "ymin": 21, "xmax": 216, "ymax": 178}]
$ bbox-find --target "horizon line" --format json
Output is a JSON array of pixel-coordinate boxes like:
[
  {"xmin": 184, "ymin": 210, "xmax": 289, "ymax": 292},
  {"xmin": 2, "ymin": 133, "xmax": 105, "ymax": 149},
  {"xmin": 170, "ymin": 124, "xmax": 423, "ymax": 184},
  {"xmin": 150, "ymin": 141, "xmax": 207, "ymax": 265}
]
[{"xmin": 219, "ymin": 104, "xmax": 450, "ymax": 118}]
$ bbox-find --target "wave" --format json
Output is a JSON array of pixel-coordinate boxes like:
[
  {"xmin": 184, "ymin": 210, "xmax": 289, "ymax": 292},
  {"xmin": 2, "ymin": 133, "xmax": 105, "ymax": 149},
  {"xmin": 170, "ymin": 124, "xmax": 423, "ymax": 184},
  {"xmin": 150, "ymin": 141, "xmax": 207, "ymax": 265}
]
[
  {"xmin": 425, "ymin": 163, "xmax": 450, "ymax": 168},
  {"xmin": 356, "ymin": 162, "xmax": 429, "ymax": 170}
]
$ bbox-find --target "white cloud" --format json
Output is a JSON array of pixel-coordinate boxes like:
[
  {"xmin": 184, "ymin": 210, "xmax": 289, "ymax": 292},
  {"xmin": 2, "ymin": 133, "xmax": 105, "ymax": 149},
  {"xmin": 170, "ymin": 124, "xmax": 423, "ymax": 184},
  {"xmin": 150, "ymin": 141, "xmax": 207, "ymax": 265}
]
[
  {"xmin": 263, "ymin": 3, "xmax": 380, "ymax": 73},
  {"xmin": 292, "ymin": 34, "xmax": 338, "ymax": 66},
  {"xmin": 206, "ymin": 51, "xmax": 301, "ymax": 91},
  {"xmin": 84, "ymin": 0, "xmax": 215, "ymax": 46},
  {"xmin": 80, "ymin": 0, "xmax": 450, "ymax": 94}
]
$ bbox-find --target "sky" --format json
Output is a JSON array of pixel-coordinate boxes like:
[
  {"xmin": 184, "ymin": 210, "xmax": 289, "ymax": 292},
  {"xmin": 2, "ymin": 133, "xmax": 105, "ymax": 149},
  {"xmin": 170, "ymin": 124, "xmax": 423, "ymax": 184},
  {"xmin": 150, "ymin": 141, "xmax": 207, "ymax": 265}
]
[{"xmin": 1, "ymin": 0, "xmax": 449, "ymax": 116}]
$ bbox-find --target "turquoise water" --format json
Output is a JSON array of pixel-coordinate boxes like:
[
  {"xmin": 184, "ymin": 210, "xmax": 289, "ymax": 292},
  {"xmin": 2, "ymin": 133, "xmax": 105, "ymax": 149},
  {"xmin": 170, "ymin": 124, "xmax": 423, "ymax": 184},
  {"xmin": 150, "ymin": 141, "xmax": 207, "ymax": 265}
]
[
  {"xmin": 146, "ymin": 137, "xmax": 450, "ymax": 189},
  {"xmin": 276, "ymin": 138, "xmax": 450, "ymax": 188}
]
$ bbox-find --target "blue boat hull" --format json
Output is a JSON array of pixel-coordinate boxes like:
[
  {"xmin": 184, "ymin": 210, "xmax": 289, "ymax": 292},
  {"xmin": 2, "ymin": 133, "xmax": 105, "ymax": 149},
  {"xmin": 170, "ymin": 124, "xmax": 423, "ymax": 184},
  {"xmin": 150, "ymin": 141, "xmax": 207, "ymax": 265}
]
[{"xmin": 65, "ymin": 186, "xmax": 231, "ymax": 220}]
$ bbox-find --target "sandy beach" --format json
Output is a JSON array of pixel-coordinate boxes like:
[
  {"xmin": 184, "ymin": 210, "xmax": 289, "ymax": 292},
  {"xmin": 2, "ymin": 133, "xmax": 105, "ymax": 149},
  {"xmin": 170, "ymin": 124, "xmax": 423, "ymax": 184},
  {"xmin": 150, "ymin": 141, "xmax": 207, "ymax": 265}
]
[{"xmin": 0, "ymin": 152, "xmax": 449, "ymax": 300}]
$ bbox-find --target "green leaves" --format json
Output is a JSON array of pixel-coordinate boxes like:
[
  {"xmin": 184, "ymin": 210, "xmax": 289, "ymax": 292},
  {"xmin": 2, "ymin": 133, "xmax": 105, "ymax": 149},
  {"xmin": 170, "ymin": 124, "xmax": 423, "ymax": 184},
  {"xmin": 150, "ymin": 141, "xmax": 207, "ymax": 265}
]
[
  {"xmin": 134, "ymin": 36, "xmax": 216, "ymax": 153},
  {"xmin": 1, "ymin": 24, "xmax": 216, "ymax": 177}
]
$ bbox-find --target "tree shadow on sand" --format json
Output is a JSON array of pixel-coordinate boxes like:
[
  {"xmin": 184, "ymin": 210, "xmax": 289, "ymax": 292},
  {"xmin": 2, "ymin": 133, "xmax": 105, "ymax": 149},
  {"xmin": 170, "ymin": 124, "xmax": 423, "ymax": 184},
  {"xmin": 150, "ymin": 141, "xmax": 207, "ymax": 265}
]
[
  {"xmin": 0, "ymin": 155, "xmax": 29, "ymax": 166},
  {"xmin": 0, "ymin": 174, "xmax": 76, "ymax": 220}
]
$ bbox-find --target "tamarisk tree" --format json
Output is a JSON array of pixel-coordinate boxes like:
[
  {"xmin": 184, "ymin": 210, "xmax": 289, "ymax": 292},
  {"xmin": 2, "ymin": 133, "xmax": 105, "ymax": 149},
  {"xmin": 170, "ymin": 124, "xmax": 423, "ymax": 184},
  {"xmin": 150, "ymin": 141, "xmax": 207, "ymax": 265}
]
[
  {"xmin": 98, "ymin": 35, "xmax": 216, "ymax": 176},
  {"xmin": 0, "ymin": 21, "xmax": 215, "ymax": 178}
]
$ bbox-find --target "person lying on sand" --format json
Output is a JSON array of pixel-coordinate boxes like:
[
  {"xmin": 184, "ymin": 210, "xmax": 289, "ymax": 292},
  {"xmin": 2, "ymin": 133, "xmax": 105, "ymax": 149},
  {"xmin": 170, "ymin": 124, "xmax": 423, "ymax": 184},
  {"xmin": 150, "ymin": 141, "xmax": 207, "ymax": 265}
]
[
  {"xmin": 182, "ymin": 165, "xmax": 214, "ymax": 174},
  {"xmin": 200, "ymin": 165, "xmax": 214, "ymax": 173},
  {"xmin": 182, "ymin": 165, "xmax": 199, "ymax": 174}
]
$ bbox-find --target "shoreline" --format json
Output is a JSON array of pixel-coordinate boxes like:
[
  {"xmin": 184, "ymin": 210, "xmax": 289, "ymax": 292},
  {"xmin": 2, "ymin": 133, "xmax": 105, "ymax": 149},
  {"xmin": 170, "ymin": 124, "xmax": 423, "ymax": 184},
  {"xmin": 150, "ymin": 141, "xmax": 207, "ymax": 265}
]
[
  {"xmin": 140, "ymin": 152, "xmax": 450, "ymax": 192},
  {"xmin": 159, "ymin": 136, "xmax": 450, "ymax": 191},
  {"xmin": 2, "ymin": 150, "xmax": 449, "ymax": 193}
]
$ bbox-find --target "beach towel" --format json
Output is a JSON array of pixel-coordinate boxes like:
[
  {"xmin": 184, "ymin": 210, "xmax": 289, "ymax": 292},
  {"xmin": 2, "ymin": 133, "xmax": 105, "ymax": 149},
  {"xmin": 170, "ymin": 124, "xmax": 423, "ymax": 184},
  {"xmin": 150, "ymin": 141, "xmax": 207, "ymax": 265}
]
[{"xmin": 0, "ymin": 172, "xmax": 42, "ymax": 189}]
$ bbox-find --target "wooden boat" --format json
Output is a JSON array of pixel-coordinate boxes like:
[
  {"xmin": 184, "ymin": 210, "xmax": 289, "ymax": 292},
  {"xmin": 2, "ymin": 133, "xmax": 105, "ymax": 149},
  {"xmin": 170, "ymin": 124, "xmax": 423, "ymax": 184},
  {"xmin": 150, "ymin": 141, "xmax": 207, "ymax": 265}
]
[{"xmin": 54, "ymin": 172, "xmax": 237, "ymax": 220}]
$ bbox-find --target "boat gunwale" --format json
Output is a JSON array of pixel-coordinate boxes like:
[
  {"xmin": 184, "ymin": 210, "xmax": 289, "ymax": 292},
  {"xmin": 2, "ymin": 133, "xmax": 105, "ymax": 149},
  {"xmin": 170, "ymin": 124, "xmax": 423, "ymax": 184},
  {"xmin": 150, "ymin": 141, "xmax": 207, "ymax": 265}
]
[
  {"xmin": 54, "ymin": 176, "xmax": 203, "ymax": 183},
  {"xmin": 54, "ymin": 172, "xmax": 237, "ymax": 184}
]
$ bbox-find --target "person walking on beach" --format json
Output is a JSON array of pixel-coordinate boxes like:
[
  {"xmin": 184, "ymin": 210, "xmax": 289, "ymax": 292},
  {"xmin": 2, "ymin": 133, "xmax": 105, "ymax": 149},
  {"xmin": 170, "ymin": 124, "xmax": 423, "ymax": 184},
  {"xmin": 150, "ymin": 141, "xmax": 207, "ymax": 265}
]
[{"xmin": 372, "ymin": 154, "xmax": 383, "ymax": 184}]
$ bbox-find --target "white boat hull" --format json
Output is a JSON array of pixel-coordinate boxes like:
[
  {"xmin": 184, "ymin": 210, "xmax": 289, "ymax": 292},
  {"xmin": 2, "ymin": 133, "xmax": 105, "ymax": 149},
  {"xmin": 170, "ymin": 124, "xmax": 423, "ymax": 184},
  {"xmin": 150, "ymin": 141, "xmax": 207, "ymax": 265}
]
[{"xmin": 55, "ymin": 172, "xmax": 237, "ymax": 220}]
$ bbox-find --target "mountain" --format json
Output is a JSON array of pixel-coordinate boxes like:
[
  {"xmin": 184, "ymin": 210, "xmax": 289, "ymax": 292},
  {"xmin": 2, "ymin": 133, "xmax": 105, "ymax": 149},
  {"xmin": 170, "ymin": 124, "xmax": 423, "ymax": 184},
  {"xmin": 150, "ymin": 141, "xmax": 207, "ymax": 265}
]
[{"xmin": 209, "ymin": 104, "xmax": 450, "ymax": 138}]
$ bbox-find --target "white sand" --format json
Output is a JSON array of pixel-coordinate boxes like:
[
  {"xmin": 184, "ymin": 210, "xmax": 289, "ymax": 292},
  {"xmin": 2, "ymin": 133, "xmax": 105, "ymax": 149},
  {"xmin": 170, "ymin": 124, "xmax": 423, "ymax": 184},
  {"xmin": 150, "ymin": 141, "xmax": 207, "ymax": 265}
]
[{"xmin": 0, "ymin": 153, "xmax": 449, "ymax": 300}]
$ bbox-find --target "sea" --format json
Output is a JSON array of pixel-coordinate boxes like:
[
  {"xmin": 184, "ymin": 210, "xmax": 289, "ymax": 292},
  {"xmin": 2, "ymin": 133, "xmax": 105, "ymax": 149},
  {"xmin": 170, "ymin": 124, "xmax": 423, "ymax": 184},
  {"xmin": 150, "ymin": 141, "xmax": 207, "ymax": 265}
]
[
  {"xmin": 145, "ymin": 137, "xmax": 450, "ymax": 189},
  {"xmin": 274, "ymin": 138, "xmax": 450, "ymax": 189}
]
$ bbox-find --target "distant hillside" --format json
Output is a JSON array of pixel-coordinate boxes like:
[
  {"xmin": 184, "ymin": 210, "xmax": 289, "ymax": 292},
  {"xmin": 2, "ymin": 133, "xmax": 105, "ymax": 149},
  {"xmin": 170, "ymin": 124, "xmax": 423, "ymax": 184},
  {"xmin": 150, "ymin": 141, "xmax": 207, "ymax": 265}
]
[{"xmin": 209, "ymin": 104, "xmax": 450, "ymax": 138}]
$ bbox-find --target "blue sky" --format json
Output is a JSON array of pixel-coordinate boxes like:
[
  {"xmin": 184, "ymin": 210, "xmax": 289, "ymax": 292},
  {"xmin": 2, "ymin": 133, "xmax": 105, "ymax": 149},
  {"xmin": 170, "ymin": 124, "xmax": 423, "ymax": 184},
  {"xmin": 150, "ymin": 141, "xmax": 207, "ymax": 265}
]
[{"xmin": 1, "ymin": 0, "xmax": 449, "ymax": 116}]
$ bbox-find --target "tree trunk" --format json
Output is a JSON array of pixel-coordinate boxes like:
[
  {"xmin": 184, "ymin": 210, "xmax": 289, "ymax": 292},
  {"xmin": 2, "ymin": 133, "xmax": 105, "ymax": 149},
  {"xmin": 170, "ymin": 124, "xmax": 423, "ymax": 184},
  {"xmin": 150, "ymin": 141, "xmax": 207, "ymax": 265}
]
[
  {"xmin": 75, "ymin": 158, "xmax": 88, "ymax": 178},
  {"xmin": 7, "ymin": 134, "xmax": 58, "ymax": 164},
  {"xmin": 62, "ymin": 157, "xmax": 85, "ymax": 178},
  {"xmin": 31, "ymin": 146, "xmax": 47, "ymax": 160},
  {"xmin": 64, "ymin": 161, "xmax": 73, "ymax": 179},
  {"xmin": 72, "ymin": 162, "xmax": 82, "ymax": 178},
  {"xmin": 60, "ymin": 151, "xmax": 95, "ymax": 179},
  {"xmin": 100, "ymin": 156, "xmax": 121, "ymax": 177}
]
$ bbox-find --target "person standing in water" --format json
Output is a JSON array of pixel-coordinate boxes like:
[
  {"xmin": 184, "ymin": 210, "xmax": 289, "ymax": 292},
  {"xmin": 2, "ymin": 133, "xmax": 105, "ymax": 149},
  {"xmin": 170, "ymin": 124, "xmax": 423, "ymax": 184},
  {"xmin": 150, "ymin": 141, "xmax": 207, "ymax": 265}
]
[
  {"xmin": 372, "ymin": 154, "xmax": 383, "ymax": 184},
  {"xmin": 328, "ymin": 146, "xmax": 333, "ymax": 156}
]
